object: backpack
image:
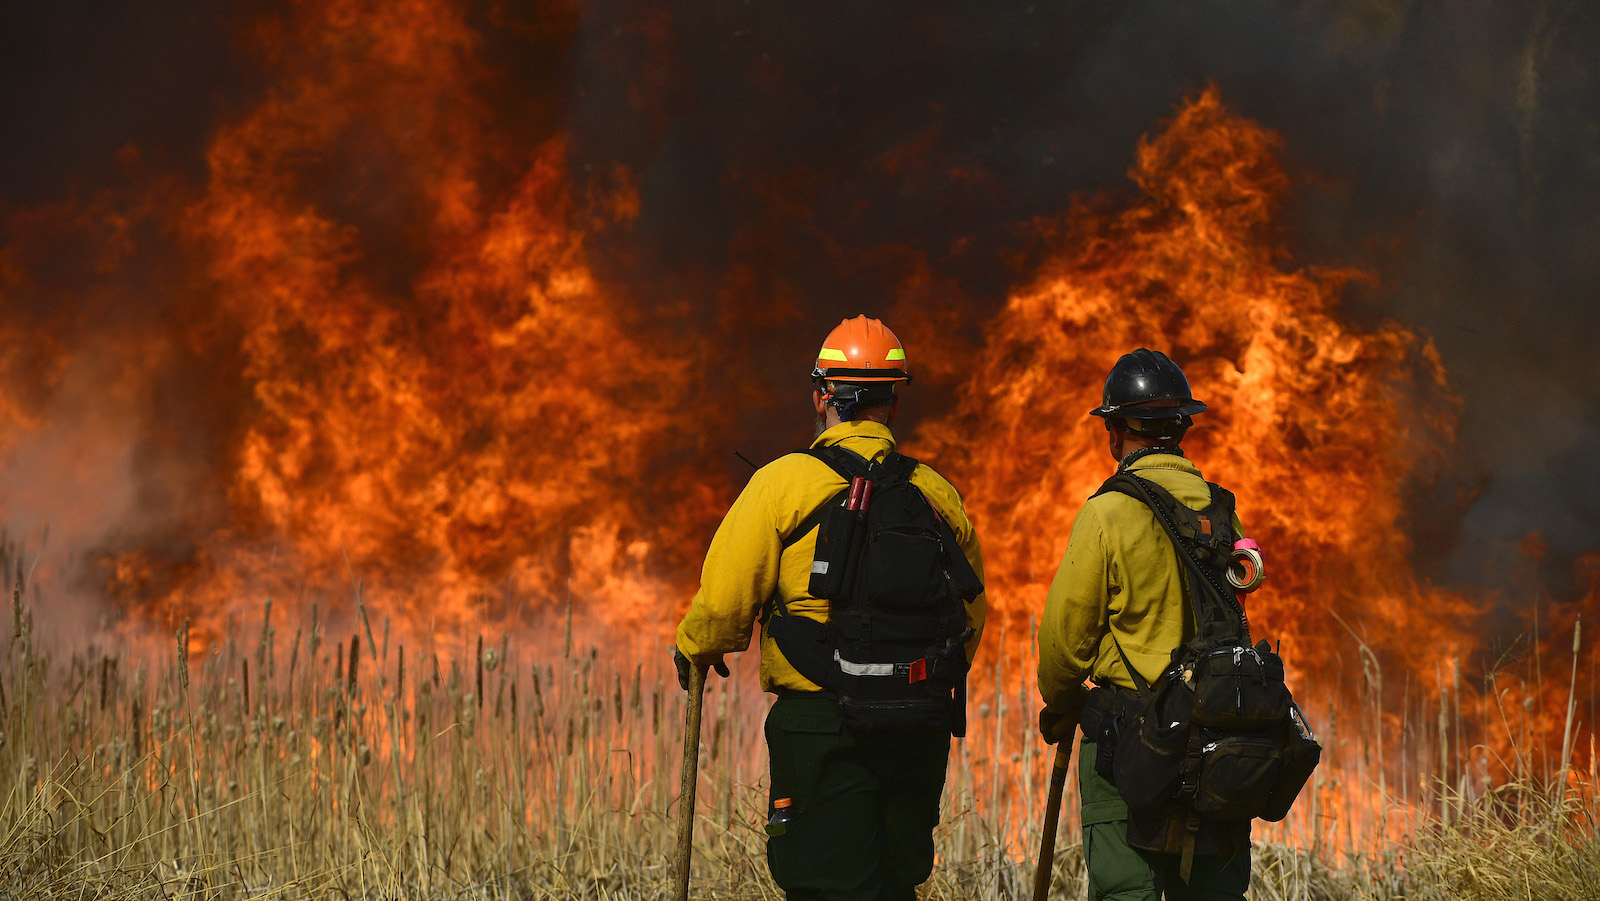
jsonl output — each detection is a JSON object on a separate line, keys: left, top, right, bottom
{"left": 1092, "top": 468, "right": 1321, "bottom": 879}
{"left": 765, "top": 446, "right": 984, "bottom": 736}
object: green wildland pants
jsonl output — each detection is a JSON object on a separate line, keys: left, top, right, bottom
{"left": 764, "top": 695, "right": 950, "bottom": 901}
{"left": 1079, "top": 740, "right": 1250, "bottom": 901}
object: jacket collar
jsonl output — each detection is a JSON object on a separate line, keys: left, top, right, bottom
{"left": 1123, "top": 451, "right": 1200, "bottom": 476}
{"left": 811, "top": 419, "right": 896, "bottom": 451}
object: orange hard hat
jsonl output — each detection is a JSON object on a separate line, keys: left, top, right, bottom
{"left": 811, "top": 315, "right": 911, "bottom": 383}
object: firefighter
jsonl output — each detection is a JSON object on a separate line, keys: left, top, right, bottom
{"left": 674, "top": 315, "right": 987, "bottom": 901}
{"left": 1036, "top": 349, "right": 1251, "bottom": 901}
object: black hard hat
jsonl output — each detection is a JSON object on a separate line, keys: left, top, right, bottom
{"left": 1089, "top": 348, "right": 1208, "bottom": 420}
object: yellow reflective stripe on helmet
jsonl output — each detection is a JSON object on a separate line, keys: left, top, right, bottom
{"left": 817, "top": 348, "right": 849, "bottom": 361}
{"left": 885, "top": 348, "right": 906, "bottom": 361}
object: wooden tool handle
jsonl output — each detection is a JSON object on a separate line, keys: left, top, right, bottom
{"left": 673, "top": 664, "right": 708, "bottom": 901}
{"left": 1032, "top": 742, "right": 1074, "bottom": 901}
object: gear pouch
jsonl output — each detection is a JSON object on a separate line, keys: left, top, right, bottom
{"left": 840, "top": 697, "right": 951, "bottom": 732}
{"left": 808, "top": 505, "right": 861, "bottom": 601}
{"left": 1191, "top": 642, "right": 1290, "bottom": 731}
{"left": 1192, "top": 732, "right": 1282, "bottom": 821}
{"left": 1260, "top": 702, "right": 1322, "bottom": 822}
{"left": 1113, "top": 678, "right": 1193, "bottom": 813}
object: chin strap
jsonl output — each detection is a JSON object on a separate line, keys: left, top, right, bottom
{"left": 820, "top": 381, "right": 893, "bottom": 422}
{"left": 827, "top": 385, "right": 867, "bottom": 422}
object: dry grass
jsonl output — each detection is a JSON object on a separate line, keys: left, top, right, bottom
{"left": 0, "top": 578, "right": 1591, "bottom": 900}
{"left": 1399, "top": 785, "right": 1600, "bottom": 901}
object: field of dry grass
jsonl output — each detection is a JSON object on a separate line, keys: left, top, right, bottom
{"left": 0, "top": 577, "right": 1594, "bottom": 900}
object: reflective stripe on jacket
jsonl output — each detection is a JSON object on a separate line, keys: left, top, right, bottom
{"left": 1036, "top": 452, "right": 1246, "bottom": 728}
{"left": 676, "top": 420, "right": 987, "bottom": 693}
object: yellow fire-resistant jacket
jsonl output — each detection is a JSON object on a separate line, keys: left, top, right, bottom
{"left": 676, "top": 420, "right": 986, "bottom": 693}
{"left": 1037, "top": 452, "right": 1247, "bottom": 728}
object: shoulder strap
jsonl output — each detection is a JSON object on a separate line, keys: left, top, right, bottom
{"left": 1207, "top": 483, "right": 1237, "bottom": 535}
{"left": 804, "top": 445, "right": 919, "bottom": 487}
{"left": 779, "top": 446, "right": 915, "bottom": 551}
{"left": 775, "top": 448, "right": 862, "bottom": 551}
{"left": 780, "top": 488, "right": 848, "bottom": 552}
{"left": 1208, "top": 482, "right": 1237, "bottom": 517}
{"left": 1094, "top": 472, "right": 1249, "bottom": 643}
{"left": 764, "top": 447, "right": 864, "bottom": 627}
{"left": 1196, "top": 482, "right": 1245, "bottom": 620}
{"left": 874, "top": 451, "right": 919, "bottom": 489}
{"left": 802, "top": 445, "right": 872, "bottom": 480}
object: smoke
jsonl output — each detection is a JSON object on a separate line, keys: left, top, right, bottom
{"left": 0, "top": 2, "right": 248, "bottom": 204}
{"left": 2, "top": 0, "right": 1598, "bottom": 635}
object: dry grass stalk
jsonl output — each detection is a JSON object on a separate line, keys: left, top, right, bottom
{"left": 0, "top": 571, "right": 1588, "bottom": 899}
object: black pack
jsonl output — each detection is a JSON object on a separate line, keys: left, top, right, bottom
{"left": 766, "top": 446, "right": 983, "bottom": 736}
{"left": 1091, "top": 468, "right": 1321, "bottom": 877}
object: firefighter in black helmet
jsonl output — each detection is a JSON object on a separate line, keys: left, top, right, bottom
{"left": 1089, "top": 347, "right": 1207, "bottom": 441}
{"left": 1037, "top": 349, "right": 1253, "bottom": 901}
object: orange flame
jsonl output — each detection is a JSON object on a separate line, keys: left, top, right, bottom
{"left": 88, "top": 0, "right": 698, "bottom": 644}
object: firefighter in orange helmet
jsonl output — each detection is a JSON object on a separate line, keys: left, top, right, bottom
{"left": 807, "top": 314, "right": 911, "bottom": 426}
{"left": 675, "top": 315, "right": 988, "bottom": 900}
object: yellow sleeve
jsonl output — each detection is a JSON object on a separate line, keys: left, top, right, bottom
{"left": 1036, "top": 502, "right": 1112, "bottom": 727}
{"left": 675, "top": 467, "right": 781, "bottom": 663}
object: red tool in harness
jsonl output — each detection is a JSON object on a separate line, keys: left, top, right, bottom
{"left": 847, "top": 475, "right": 873, "bottom": 512}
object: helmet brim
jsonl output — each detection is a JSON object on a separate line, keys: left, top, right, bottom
{"left": 814, "top": 366, "right": 912, "bottom": 383}
{"left": 1089, "top": 400, "right": 1207, "bottom": 419}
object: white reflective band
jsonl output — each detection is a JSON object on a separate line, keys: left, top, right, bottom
{"left": 834, "top": 650, "right": 895, "bottom": 677}
{"left": 811, "top": 561, "right": 829, "bottom": 574}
